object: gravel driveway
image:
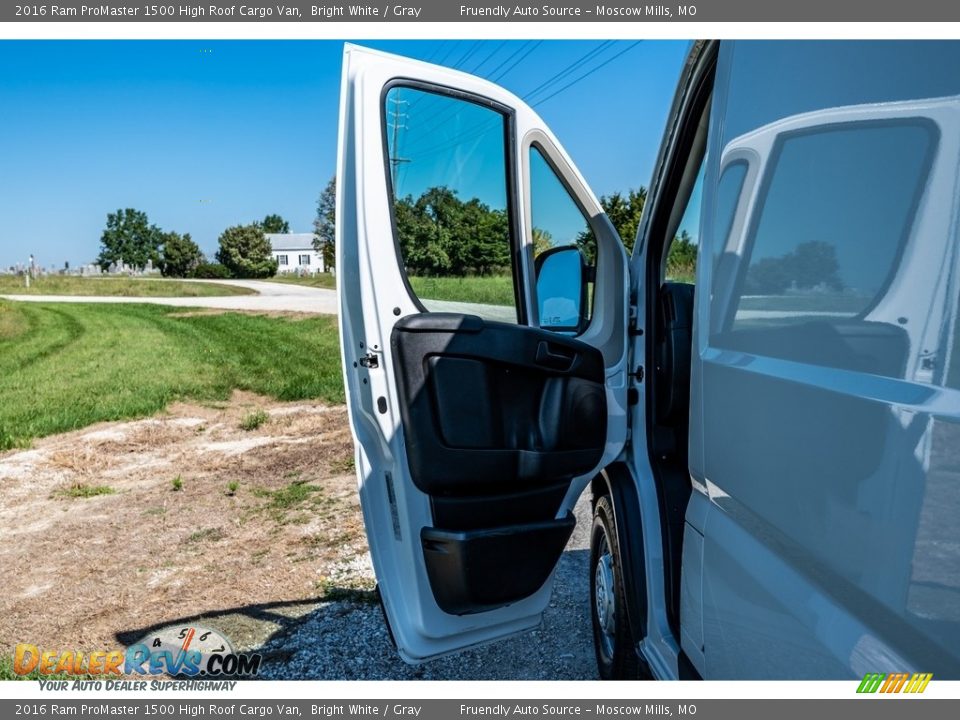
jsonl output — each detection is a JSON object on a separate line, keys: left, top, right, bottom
{"left": 256, "top": 493, "right": 599, "bottom": 680}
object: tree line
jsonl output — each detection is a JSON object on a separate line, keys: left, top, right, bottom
{"left": 97, "top": 176, "right": 696, "bottom": 281}
{"left": 97, "top": 211, "right": 291, "bottom": 279}
{"left": 310, "top": 177, "right": 698, "bottom": 279}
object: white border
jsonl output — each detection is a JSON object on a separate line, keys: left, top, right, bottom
{"left": 0, "top": 21, "right": 960, "bottom": 40}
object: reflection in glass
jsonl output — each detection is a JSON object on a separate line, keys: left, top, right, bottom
{"left": 385, "top": 86, "right": 516, "bottom": 322}
{"left": 537, "top": 248, "right": 583, "bottom": 331}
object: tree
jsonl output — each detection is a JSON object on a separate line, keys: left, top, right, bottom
{"left": 745, "top": 240, "right": 843, "bottom": 295}
{"left": 575, "top": 187, "right": 647, "bottom": 263}
{"left": 159, "top": 232, "right": 204, "bottom": 278}
{"left": 313, "top": 176, "right": 336, "bottom": 271}
{"left": 97, "top": 208, "right": 163, "bottom": 271}
{"left": 393, "top": 187, "right": 510, "bottom": 277}
{"left": 532, "top": 228, "right": 554, "bottom": 257}
{"left": 666, "top": 230, "right": 698, "bottom": 280}
{"left": 261, "top": 214, "right": 290, "bottom": 234}
{"left": 215, "top": 224, "right": 278, "bottom": 279}
{"left": 600, "top": 188, "right": 647, "bottom": 254}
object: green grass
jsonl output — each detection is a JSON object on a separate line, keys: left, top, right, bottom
{"left": 270, "top": 272, "right": 516, "bottom": 306}
{"left": 0, "top": 276, "right": 255, "bottom": 297}
{"left": 58, "top": 484, "right": 115, "bottom": 499}
{"left": 253, "top": 480, "right": 327, "bottom": 525}
{"left": 239, "top": 409, "right": 270, "bottom": 431}
{"left": 266, "top": 274, "right": 337, "bottom": 290}
{"left": 0, "top": 301, "right": 344, "bottom": 450}
{"left": 409, "top": 275, "right": 515, "bottom": 306}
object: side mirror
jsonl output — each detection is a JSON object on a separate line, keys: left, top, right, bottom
{"left": 535, "top": 245, "right": 588, "bottom": 333}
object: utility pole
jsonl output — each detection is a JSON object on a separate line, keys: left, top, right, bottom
{"left": 387, "top": 94, "right": 410, "bottom": 189}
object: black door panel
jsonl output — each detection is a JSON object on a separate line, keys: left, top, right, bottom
{"left": 392, "top": 313, "right": 607, "bottom": 496}
{"left": 391, "top": 313, "right": 607, "bottom": 614}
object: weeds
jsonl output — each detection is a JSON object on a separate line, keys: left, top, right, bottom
{"left": 240, "top": 409, "right": 270, "bottom": 432}
{"left": 58, "top": 483, "right": 115, "bottom": 499}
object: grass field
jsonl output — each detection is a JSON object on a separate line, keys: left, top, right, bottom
{"left": 0, "top": 276, "right": 255, "bottom": 297}
{"left": 409, "top": 275, "right": 515, "bottom": 306}
{"left": 269, "top": 272, "right": 516, "bottom": 306}
{"left": 267, "top": 274, "right": 337, "bottom": 290}
{"left": 0, "top": 301, "right": 343, "bottom": 451}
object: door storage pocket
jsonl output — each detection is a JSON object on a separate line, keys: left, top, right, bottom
{"left": 420, "top": 513, "right": 576, "bottom": 615}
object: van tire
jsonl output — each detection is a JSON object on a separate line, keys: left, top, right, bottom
{"left": 590, "top": 494, "right": 644, "bottom": 679}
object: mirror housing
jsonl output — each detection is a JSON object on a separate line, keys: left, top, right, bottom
{"left": 535, "top": 245, "right": 589, "bottom": 333}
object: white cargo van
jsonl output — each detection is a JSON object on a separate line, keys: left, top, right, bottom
{"left": 336, "top": 40, "right": 960, "bottom": 679}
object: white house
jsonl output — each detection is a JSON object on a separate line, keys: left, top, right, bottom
{"left": 267, "top": 233, "right": 326, "bottom": 274}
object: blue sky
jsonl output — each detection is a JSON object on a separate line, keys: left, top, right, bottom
{"left": 0, "top": 40, "right": 689, "bottom": 270}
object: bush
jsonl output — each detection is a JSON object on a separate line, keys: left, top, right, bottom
{"left": 215, "top": 224, "right": 278, "bottom": 279}
{"left": 190, "top": 262, "right": 232, "bottom": 279}
{"left": 159, "top": 232, "right": 204, "bottom": 278}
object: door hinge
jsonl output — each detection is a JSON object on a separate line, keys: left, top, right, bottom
{"left": 630, "top": 365, "right": 644, "bottom": 383}
{"left": 359, "top": 352, "right": 379, "bottom": 369}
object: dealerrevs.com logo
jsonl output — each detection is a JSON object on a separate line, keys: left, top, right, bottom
{"left": 857, "top": 673, "right": 933, "bottom": 694}
{"left": 14, "top": 625, "right": 261, "bottom": 678}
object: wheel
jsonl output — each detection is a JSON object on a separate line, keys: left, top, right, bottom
{"left": 590, "top": 494, "right": 645, "bottom": 679}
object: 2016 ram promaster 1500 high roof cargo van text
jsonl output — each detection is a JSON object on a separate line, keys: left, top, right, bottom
{"left": 335, "top": 40, "right": 960, "bottom": 680}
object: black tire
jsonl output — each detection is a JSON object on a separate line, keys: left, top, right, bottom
{"left": 590, "top": 494, "right": 645, "bottom": 679}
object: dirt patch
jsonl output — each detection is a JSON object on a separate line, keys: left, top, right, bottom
{"left": 0, "top": 392, "right": 367, "bottom": 656}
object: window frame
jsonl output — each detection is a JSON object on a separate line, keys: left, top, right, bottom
{"left": 379, "top": 79, "right": 526, "bottom": 325}
{"left": 277, "top": 254, "right": 288, "bottom": 266}
{"left": 526, "top": 141, "right": 602, "bottom": 336}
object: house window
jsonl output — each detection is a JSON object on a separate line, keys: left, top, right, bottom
{"left": 299, "top": 254, "right": 311, "bottom": 266}
{"left": 278, "top": 255, "right": 288, "bottom": 266}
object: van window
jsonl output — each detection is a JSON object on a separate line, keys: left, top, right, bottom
{"left": 666, "top": 160, "right": 705, "bottom": 284}
{"left": 713, "top": 120, "right": 939, "bottom": 378}
{"left": 384, "top": 86, "right": 517, "bottom": 323}
{"left": 709, "top": 41, "right": 960, "bottom": 387}
{"left": 733, "top": 121, "right": 935, "bottom": 326}
{"left": 529, "top": 146, "right": 596, "bottom": 329}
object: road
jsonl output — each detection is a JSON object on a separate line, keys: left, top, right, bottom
{"left": 0, "top": 279, "right": 339, "bottom": 315}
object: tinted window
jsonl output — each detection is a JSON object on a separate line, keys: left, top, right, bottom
{"left": 529, "top": 146, "right": 596, "bottom": 329}
{"left": 385, "top": 86, "right": 516, "bottom": 323}
{"left": 731, "top": 122, "right": 935, "bottom": 329}
{"left": 708, "top": 41, "right": 960, "bottom": 386}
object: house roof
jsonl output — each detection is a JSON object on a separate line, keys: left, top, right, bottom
{"left": 266, "top": 233, "right": 317, "bottom": 251}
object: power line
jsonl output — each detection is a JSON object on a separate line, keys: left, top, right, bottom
{"left": 467, "top": 40, "right": 508, "bottom": 74}
{"left": 521, "top": 41, "right": 614, "bottom": 102}
{"left": 404, "top": 41, "right": 640, "bottom": 160}
{"left": 421, "top": 41, "right": 450, "bottom": 64}
{"left": 532, "top": 41, "right": 643, "bottom": 108}
{"left": 491, "top": 41, "right": 543, "bottom": 82}
{"left": 451, "top": 40, "right": 484, "bottom": 69}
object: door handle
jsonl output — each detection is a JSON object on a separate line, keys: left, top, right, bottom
{"left": 536, "top": 341, "right": 576, "bottom": 371}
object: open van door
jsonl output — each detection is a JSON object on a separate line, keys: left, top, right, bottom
{"left": 336, "top": 44, "right": 628, "bottom": 662}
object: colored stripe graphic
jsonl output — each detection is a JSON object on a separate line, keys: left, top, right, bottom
{"left": 857, "top": 673, "right": 886, "bottom": 693}
{"left": 857, "top": 672, "right": 932, "bottom": 694}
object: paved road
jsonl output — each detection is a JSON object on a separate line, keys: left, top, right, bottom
{"left": 0, "top": 279, "right": 339, "bottom": 315}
